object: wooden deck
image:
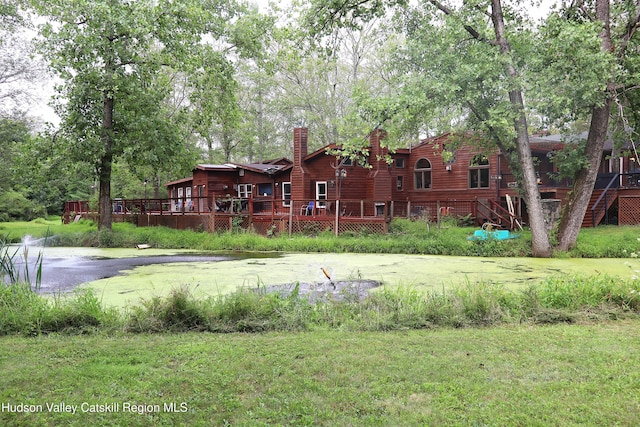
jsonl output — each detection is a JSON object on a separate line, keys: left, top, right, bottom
{"left": 64, "top": 198, "right": 491, "bottom": 235}
{"left": 64, "top": 181, "right": 640, "bottom": 235}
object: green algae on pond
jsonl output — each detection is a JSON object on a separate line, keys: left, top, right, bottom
{"left": 78, "top": 253, "right": 640, "bottom": 308}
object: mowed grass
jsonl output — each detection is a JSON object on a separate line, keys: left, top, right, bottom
{"left": 1, "top": 322, "right": 639, "bottom": 426}
{"left": 2, "top": 219, "right": 640, "bottom": 425}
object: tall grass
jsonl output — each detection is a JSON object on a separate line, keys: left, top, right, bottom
{"left": 1, "top": 273, "right": 639, "bottom": 336}
{"left": 121, "top": 274, "right": 640, "bottom": 335}
{"left": 0, "top": 235, "right": 43, "bottom": 291}
{"left": 0, "top": 287, "right": 121, "bottom": 335}
{"left": 7, "top": 219, "right": 532, "bottom": 256}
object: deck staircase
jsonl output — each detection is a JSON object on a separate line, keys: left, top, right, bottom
{"left": 583, "top": 172, "right": 622, "bottom": 228}
{"left": 583, "top": 188, "right": 618, "bottom": 228}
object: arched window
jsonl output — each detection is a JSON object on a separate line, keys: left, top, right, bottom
{"left": 469, "top": 154, "right": 490, "bottom": 188}
{"left": 414, "top": 158, "right": 432, "bottom": 189}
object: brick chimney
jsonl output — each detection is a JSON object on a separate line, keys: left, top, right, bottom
{"left": 368, "top": 128, "right": 393, "bottom": 201}
{"left": 369, "top": 128, "right": 388, "bottom": 164}
{"left": 293, "top": 127, "right": 308, "bottom": 164}
{"left": 291, "top": 127, "right": 310, "bottom": 202}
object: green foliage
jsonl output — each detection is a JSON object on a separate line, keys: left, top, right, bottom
{"left": 531, "top": 14, "right": 616, "bottom": 125}
{"left": 0, "top": 116, "right": 30, "bottom": 193}
{"left": 0, "top": 190, "right": 46, "bottom": 222}
{"left": 537, "top": 274, "right": 640, "bottom": 312}
{"left": 127, "top": 287, "right": 212, "bottom": 333}
{"left": 127, "top": 286, "right": 314, "bottom": 333}
{"left": 0, "top": 287, "right": 121, "bottom": 335}
{"left": 10, "top": 219, "right": 640, "bottom": 259}
{"left": 96, "top": 229, "right": 125, "bottom": 248}
{"left": 0, "top": 0, "right": 24, "bottom": 30}
{"left": 0, "top": 285, "right": 49, "bottom": 336}
{"left": 29, "top": 0, "right": 247, "bottom": 228}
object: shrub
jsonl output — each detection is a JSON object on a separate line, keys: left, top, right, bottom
{"left": 127, "top": 287, "right": 210, "bottom": 332}
{"left": 0, "top": 191, "right": 47, "bottom": 221}
{"left": 0, "top": 285, "right": 49, "bottom": 335}
{"left": 0, "top": 287, "right": 120, "bottom": 335}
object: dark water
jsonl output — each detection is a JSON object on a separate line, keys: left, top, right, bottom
{"left": 35, "top": 254, "right": 234, "bottom": 294}
{"left": 5, "top": 246, "right": 256, "bottom": 294}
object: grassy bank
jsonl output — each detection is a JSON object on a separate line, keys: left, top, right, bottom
{"left": 2, "top": 273, "right": 639, "bottom": 336}
{"left": 4, "top": 217, "right": 640, "bottom": 258}
{"left": 1, "top": 322, "right": 639, "bottom": 426}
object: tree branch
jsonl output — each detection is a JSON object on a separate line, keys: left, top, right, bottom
{"left": 427, "top": 0, "right": 497, "bottom": 45}
{"left": 617, "top": 5, "right": 640, "bottom": 57}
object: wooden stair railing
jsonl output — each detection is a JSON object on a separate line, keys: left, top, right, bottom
{"left": 475, "top": 199, "right": 523, "bottom": 230}
{"left": 588, "top": 173, "right": 620, "bottom": 227}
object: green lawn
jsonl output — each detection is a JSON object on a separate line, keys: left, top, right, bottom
{"left": 2, "top": 219, "right": 640, "bottom": 426}
{"left": 1, "top": 322, "right": 639, "bottom": 426}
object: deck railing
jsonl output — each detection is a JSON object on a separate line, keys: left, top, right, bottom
{"left": 64, "top": 197, "right": 485, "bottom": 235}
{"left": 65, "top": 197, "right": 483, "bottom": 220}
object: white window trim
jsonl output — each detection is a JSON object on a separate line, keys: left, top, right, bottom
{"left": 316, "top": 181, "right": 327, "bottom": 208}
{"left": 282, "top": 182, "right": 291, "bottom": 207}
{"left": 237, "top": 184, "right": 253, "bottom": 198}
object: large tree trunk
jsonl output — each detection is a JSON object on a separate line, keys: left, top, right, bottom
{"left": 98, "top": 92, "right": 114, "bottom": 231}
{"left": 557, "top": 98, "right": 613, "bottom": 249}
{"left": 510, "top": 92, "right": 552, "bottom": 257}
{"left": 491, "top": 0, "right": 552, "bottom": 257}
{"left": 556, "top": 0, "right": 613, "bottom": 251}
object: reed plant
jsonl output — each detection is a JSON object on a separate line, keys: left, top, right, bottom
{"left": 0, "top": 272, "right": 639, "bottom": 336}
{"left": 0, "top": 235, "right": 43, "bottom": 291}
{"left": 123, "top": 274, "right": 640, "bottom": 334}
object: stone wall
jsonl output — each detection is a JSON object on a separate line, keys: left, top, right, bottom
{"left": 541, "top": 199, "right": 561, "bottom": 230}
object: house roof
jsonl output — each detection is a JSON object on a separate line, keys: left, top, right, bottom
{"left": 164, "top": 176, "right": 193, "bottom": 186}
{"left": 530, "top": 131, "right": 622, "bottom": 152}
{"left": 166, "top": 162, "right": 291, "bottom": 187}
{"left": 195, "top": 164, "right": 237, "bottom": 171}
{"left": 303, "top": 144, "right": 339, "bottom": 161}
{"left": 237, "top": 163, "right": 292, "bottom": 175}
{"left": 262, "top": 157, "right": 293, "bottom": 166}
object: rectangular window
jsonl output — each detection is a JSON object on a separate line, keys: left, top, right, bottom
{"left": 282, "top": 182, "right": 291, "bottom": 207}
{"left": 171, "top": 188, "right": 177, "bottom": 211}
{"left": 185, "top": 187, "right": 193, "bottom": 211}
{"left": 176, "top": 187, "right": 185, "bottom": 211}
{"left": 237, "top": 184, "right": 252, "bottom": 198}
{"left": 469, "top": 169, "right": 490, "bottom": 188}
{"left": 257, "top": 183, "right": 273, "bottom": 196}
{"left": 397, "top": 176, "right": 403, "bottom": 191}
{"left": 395, "top": 158, "right": 405, "bottom": 168}
{"left": 316, "top": 181, "right": 327, "bottom": 208}
{"left": 479, "top": 169, "right": 489, "bottom": 187}
{"left": 415, "top": 172, "right": 423, "bottom": 189}
{"left": 198, "top": 185, "right": 205, "bottom": 212}
{"left": 414, "top": 172, "right": 431, "bottom": 189}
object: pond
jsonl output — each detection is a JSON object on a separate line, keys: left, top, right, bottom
{"left": 18, "top": 246, "right": 640, "bottom": 307}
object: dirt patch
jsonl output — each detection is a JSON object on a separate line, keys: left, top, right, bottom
{"left": 257, "top": 279, "right": 382, "bottom": 303}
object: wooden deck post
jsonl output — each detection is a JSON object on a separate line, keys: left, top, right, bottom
{"left": 288, "top": 202, "right": 293, "bottom": 236}
{"left": 335, "top": 200, "right": 340, "bottom": 236}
